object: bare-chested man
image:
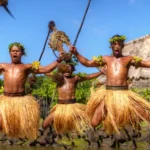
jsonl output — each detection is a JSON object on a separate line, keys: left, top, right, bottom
{"left": 0, "top": 42, "right": 62, "bottom": 139}
{"left": 70, "top": 34, "right": 150, "bottom": 134}
{"left": 42, "top": 63, "right": 105, "bottom": 134}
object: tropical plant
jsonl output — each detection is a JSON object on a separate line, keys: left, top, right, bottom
{"left": 132, "top": 88, "right": 150, "bottom": 101}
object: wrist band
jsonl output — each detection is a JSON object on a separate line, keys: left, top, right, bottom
{"left": 56, "top": 58, "right": 62, "bottom": 63}
{"left": 74, "top": 51, "right": 79, "bottom": 56}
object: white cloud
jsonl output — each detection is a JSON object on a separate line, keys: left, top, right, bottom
{"left": 128, "top": 0, "right": 136, "bottom": 5}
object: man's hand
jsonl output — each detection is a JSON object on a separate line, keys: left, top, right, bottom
{"left": 70, "top": 46, "right": 78, "bottom": 55}
{"left": 59, "top": 51, "right": 72, "bottom": 62}
{"left": 59, "top": 51, "right": 65, "bottom": 60}
{"left": 101, "top": 67, "right": 107, "bottom": 74}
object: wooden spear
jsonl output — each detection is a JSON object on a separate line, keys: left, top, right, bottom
{"left": 0, "top": 0, "right": 15, "bottom": 19}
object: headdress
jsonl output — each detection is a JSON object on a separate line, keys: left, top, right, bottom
{"left": 8, "top": 42, "right": 26, "bottom": 55}
{"left": 109, "top": 35, "right": 126, "bottom": 43}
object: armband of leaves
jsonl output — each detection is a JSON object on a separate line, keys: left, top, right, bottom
{"left": 76, "top": 72, "right": 87, "bottom": 77}
{"left": 32, "top": 61, "right": 40, "bottom": 71}
{"left": 92, "top": 55, "right": 104, "bottom": 66}
{"left": 133, "top": 56, "right": 142, "bottom": 64}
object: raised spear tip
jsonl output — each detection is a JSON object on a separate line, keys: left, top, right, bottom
{"left": 48, "top": 21, "right": 56, "bottom": 31}
{"left": 0, "top": 0, "right": 15, "bottom": 19}
{"left": 0, "top": 0, "right": 8, "bottom": 6}
{"left": 3, "top": 5, "right": 15, "bottom": 19}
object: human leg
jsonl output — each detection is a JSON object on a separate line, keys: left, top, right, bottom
{"left": 91, "top": 101, "right": 105, "bottom": 127}
{"left": 42, "top": 111, "right": 54, "bottom": 129}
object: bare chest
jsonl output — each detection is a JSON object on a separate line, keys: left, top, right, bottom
{"left": 5, "top": 65, "right": 27, "bottom": 76}
{"left": 59, "top": 78, "right": 76, "bottom": 91}
{"left": 107, "top": 58, "right": 130, "bottom": 72}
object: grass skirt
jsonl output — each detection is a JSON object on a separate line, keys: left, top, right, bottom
{"left": 86, "top": 88, "right": 150, "bottom": 134}
{"left": 0, "top": 95, "right": 40, "bottom": 139}
{"left": 50, "top": 103, "right": 91, "bottom": 134}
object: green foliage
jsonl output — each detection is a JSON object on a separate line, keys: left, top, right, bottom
{"left": 0, "top": 79, "right": 4, "bottom": 94}
{"left": 30, "top": 75, "right": 93, "bottom": 104}
{"left": 75, "top": 80, "right": 92, "bottom": 103}
{"left": 32, "top": 76, "right": 45, "bottom": 89}
{"left": 0, "top": 79, "right": 4, "bottom": 87}
{"left": 76, "top": 72, "right": 87, "bottom": 77}
{"left": 132, "top": 88, "right": 150, "bottom": 101}
{"left": 0, "top": 86, "right": 3, "bottom": 94}
{"left": 32, "top": 76, "right": 57, "bottom": 99}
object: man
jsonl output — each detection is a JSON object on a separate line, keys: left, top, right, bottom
{"left": 0, "top": 42, "right": 62, "bottom": 139}
{"left": 42, "top": 63, "right": 105, "bottom": 134}
{"left": 70, "top": 35, "right": 150, "bottom": 134}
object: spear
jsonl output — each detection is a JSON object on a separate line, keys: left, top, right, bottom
{"left": 0, "top": 0, "right": 15, "bottom": 19}
{"left": 49, "top": 0, "right": 92, "bottom": 107}
{"left": 37, "top": 0, "right": 92, "bottom": 118}
{"left": 73, "top": 0, "right": 91, "bottom": 46}
{"left": 38, "top": 21, "right": 53, "bottom": 61}
{"left": 3, "top": 5, "right": 15, "bottom": 19}
{"left": 39, "top": 0, "right": 92, "bottom": 61}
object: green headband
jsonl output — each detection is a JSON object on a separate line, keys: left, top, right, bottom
{"left": 109, "top": 35, "right": 126, "bottom": 43}
{"left": 8, "top": 42, "right": 26, "bottom": 55}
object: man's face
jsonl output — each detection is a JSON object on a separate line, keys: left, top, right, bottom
{"left": 63, "top": 65, "right": 73, "bottom": 77}
{"left": 10, "top": 45, "right": 23, "bottom": 63}
{"left": 111, "top": 41, "right": 124, "bottom": 56}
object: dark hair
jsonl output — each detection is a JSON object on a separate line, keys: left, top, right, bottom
{"left": 68, "top": 64, "right": 75, "bottom": 72}
{"left": 112, "top": 34, "right": 121, "bottom": 38}
{"left": 57, "top": 63, "right": 75, "bottom": 73}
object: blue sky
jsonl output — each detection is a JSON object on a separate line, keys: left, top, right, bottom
{"left": 0, "top": 0, "right": 150, "bottom": 74}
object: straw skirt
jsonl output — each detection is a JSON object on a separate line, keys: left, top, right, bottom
{"left": 50, "top": 103, "right": 91, "bottom": 134}
{"left": 0, "top": 95, "right": 40, "bottom": 139}
{"left": 86, "top": 88, "right": 150, "bottom": 134}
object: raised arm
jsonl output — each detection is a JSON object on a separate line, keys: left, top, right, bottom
{"left": 138, "top": 60, "right": 150, "bottom": 68}
{"left": 0, "top": 63, "right": 5, "bottom": 74}
{"left": 38, "top": 60, "right": 60, "bottom": 73}
{"left": 130, "top": 56, "right": 150, "bottom": 68}
{"left": 70, "top": 46, "right": 99, "bottom": 67}
{"left": 32, "top": 59, "right": 61, "bottom": 74}
{"left": 76, "top": 71, "right": 105, "bottom": 82}
{"left": 45, "top": 72, "right": 53, "bottom": 77}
